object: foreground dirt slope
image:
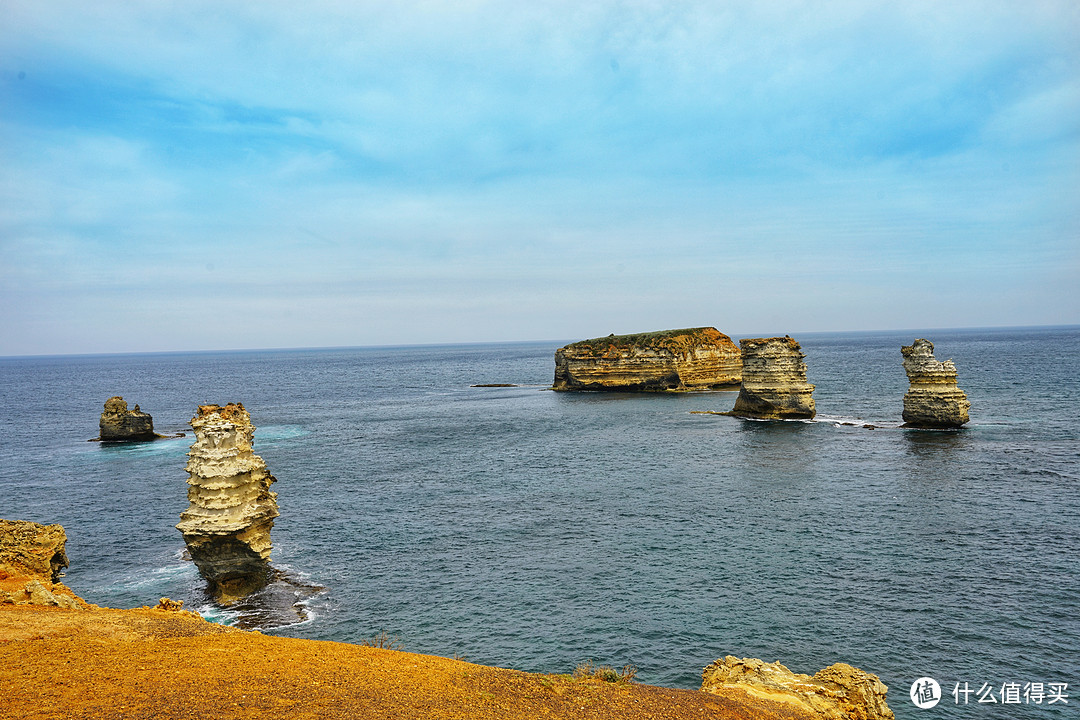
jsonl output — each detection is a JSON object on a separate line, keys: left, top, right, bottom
{"left": 0, "top": 605, "right": 819, "bottom": 720}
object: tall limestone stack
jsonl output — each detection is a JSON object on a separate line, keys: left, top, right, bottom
{"left": 702, "top": 656, "right": 895, "bottom": 720}
{"left": 901, "top": 339, "right": 970, "bottom": 428}
{"left": 98, "top": 396, "right": 158, "bottom": 440}
{"left": 177, "top": 403, "right": 279, "bottom": 604}
{"left": 729, "top": 336, "right": 816, "bottom": 419}
{"left": 553, "top": 327, "right": 741, "bottom": 391}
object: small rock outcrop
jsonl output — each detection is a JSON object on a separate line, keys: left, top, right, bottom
{"left": 702, "top": 656, "right": 894, "bottom": 720}
{"left": 553, "top": 327, "right": 741, "bottom": 391}
{"left": 98, "top": 396, "right": 159, "bottom": 441}
{"left": 0, "top": 519, "right": 82, "bottom": 608}
{"left": 729, "top": 336, "right": 816, "bottom": 419}
{"left": 901, "top": 339, "right": 970, "bottom": 428}
{"left": 176, "top": 403, "right": 279, "bottom": 604}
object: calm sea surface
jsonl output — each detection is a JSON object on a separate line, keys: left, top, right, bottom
{"left": 2, "top": 327, "right": 1078, "bottom": 718}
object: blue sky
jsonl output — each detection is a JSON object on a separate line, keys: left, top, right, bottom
{"left": 1, "top": 1, "right": 1077, "bottom": 355}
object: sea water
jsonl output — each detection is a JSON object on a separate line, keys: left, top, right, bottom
{"left": 1, "top": 327, "right": 1077, "bottom": 719}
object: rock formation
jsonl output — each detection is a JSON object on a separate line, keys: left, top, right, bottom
{"left": 702, "top": 656, "right": 894, "bottom": 720}
{"left": 0, "top": 519, "right": 82, "bottom": 608}
{"left": 729, "top": 336, "right": 816, "bottom": 419}
{"left": 553, "top": 327, "right": 741, "bottom": 391}
{"left": 901, "top": 339, "right": 970, "bottom": 428}
{"left": 97, "top": 396, "right": 159, "bottom": 441}
{"left": 176, "top": 403, "right": 279, "bottom": 604}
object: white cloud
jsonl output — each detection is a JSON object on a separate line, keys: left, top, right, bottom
{"left": 1, "top": 0, "right": 1078, "bottom": 353}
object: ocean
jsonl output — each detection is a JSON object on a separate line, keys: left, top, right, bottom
{"left": 2, "top": 326, "right": 1078, "bottom": 719}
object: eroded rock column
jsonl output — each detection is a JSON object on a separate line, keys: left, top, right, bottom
{"left": 176, "top": 403, "right": 279, "bottom": 604}
{"left": 901, "top": 339, "right": 970, "bottom": 428}
{"left": 729, "top": 336, "right": 816, "bottom": 419}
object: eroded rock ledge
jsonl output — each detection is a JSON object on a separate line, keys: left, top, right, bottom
{"left": 553, "top": 327, "right": 741, "bottom": 392}
{"left": 0, "top": 519, "right": 83, "bottom": 609}
{"left": 176, "top": 403, "right": 279, "bottom": 604}
{"left": 901, "top": 339, "right": 970, "bottom": 428}
{"left": 702, "top": 656, "right": 894, "bottom": 719}
{"left": 729, "top": 336, "right": 816, "bottom": 419}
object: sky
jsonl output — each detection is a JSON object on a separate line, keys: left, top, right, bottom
{"left": 1, "top": 1, "right": 1078, "bottom": 355}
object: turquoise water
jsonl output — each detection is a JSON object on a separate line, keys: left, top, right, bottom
{"left": 2, "top": 327, "right": 1077, "bottom": 718}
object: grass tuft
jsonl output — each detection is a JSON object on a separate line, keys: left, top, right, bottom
{"left": 572, "top": 660, "right": 638, "bottom": 684}
{"left": 359, "top": 631, "right": 405, "bottom": 651}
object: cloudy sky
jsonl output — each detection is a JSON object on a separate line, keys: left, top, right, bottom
{"left": 1, "top": 1, "right": 1078, "bottom": 355}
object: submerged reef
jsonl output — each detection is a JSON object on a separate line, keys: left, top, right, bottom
{"left": 728, "top": 336, "right": 816, "bottom": 419}
{"left": 176, "top": 403, "right": 279, "bottom": 604}
{"left": 901, "top": 339, "right": 970, "bottom": 428}
{"left": 553, "top": 327, "right": 741, "bottom": 391}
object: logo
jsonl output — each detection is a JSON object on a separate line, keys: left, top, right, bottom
{"left": 911, "top": 677, "right": 942, "bottom": 709}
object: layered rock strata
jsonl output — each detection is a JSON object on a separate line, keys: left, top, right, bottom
{"left": 702, "top": 656, "right": 894, "bottom": 720}
{"left": 901, "top": 339, "right": 970, "bottom": 428}
{"left": 553, "top": 327, "right": 741, "bottom": 391}
{"left": 98, "top": 396, "right": 159, "bottom": 441}
{"left": 0, "top": 519, "right": 82, "bottom": 608}
{"left": 176, "top": 403, "right": 279, "bottom": 604}
{"left": 729, "top": 336, "right": 816, "bottom": 419}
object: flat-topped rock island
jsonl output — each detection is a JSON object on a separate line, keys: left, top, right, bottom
{"left": 553, "top": 327, "right": 741, "bottom": 392}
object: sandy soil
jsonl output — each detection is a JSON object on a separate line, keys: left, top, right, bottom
{"left": 0, "top": 604, "right": 817, "bottom": 720}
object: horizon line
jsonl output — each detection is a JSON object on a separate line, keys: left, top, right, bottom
{"left": 3, "top": 323, "right": 1078, "bottom": 361}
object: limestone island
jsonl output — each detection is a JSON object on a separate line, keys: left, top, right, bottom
{"left": 1, "top": 518, "right": 895, "bottom": 720}
{"left": 176, "top": 403, "right": 279, "bottom": 604}
{"left": 94, "top": 396, "right": 167, "bottom": 441}
{"left": 901, "top": 339, "right": 970, "bottom": 428}
{"left": 728, "top": 336, "right": 816, "bottom": 419}
{"left": 553, "top": 327, "right": 741, "bottom": 392}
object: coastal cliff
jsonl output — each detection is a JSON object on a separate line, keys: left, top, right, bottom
{"left": 729, "top": 337, "right": 816, "bottom": 419}
{"left": 0, "top": 519, "right": 83, "bottom": 609}
{"left": 1, "top": 521, "right": 894, "bottom": 720}
{"left": 901, "top": 339, "right": 970, "bottom": 428}
{"left": 97, "top": 396, "right": 159, "bottom": 441}
{"left": 176, "top": 403, "right": 279, "bottom": 604}
{"left": 553, "top": 327, "right": 741, "bottom": 391}
{"left": 702, "top": 656, "right": 894, "bottom": 719}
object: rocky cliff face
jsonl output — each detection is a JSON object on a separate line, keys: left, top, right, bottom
{"left": 553, "top": 327, "right": 741, "bottom": 391}
{"left": 702, "top": 656, "right": 894, "bottom": 720}
{"left": 176, "top": 403, "right": 279, "bottom": 604}
{"left": 729, "top": 337, "right": 816, "bottom": 419}
{"left": 901, "top": 339, "right": 970, "bottom": 428}
{"left": 98, "top": 396, "right": 158, "bottom": 441}
{"left": 0, "top": 519, "right": 82, "bottom": 608}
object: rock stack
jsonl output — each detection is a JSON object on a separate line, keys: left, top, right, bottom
{"left": 729, "top": 336, "right": 816, "bottom": 419}
{"left": 98, "top": 396, "right": 159, "bottom": 441}
{"left": 176, "top": 403, "right": 279, "bottom": 604}
{"left": 901, "top": 339, "right": 970, "bottom": 428}
{"left": 702, "top": 656, "right": 894, "bottom": 720}
{"left": 553, "top": 327, "right": 741, "bottom": 391}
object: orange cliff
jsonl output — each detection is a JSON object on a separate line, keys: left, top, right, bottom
{"left": 1, "top": 520, "right": 895, "bottom": 720}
